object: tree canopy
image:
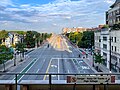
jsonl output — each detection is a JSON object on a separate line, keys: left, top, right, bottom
{"left": 0, "top": 30, "right": 8, "bottom": 39}
{"left": 94, "top": 53, "right": 104, "bottom": 64}
{"left": 66, "top": 31, "right": 94, "bottom": 48}
{"left": 111, "top": 23, "right": 120, "bottom": 30}
{"left": 0, "top": 45, "right": 13, "bottom": 64}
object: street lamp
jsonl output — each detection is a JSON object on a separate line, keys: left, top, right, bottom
{"left": 109, "top": 29, "right": 112, "bottom": 72}
{"left": 33, "top": 35, "right": 37, "bottom": 48}
{"left": 14, "top": 53, "right": 16, "bottom": 66}
{"left": 92, "top": 46, "right": 95, "bottom": 67}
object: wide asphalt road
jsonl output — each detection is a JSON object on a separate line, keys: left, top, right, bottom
{"left": 0, "top": 34, "right": 95, "bottom": 81}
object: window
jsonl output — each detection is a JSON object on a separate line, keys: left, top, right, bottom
{"left": 111, "top": 37, "right": 113, "bottom": 42}
{"left": 103, "top": 44, "right": 107, "bottom": 49}
{"left": 112, "top": 46, "right": 113, "bottom": 51}
{"left": 115, "top": 46, "right": 117, "bottom": 52}
{"left": 103, "top": 36, "right": 107, "bottom": 41}
{"left": 115, "top": 37, "right": 116, "bottom": 43}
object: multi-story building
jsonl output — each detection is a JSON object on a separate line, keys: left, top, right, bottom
{"left": 62, "top": 27, "right": 86, "bottom": 34}
{"left": 94, "top": 31, "right": 101, "bottom": 53}
{"left": 94, "top": 29, "right": 120, "bottom": 72}
{"left": 2, "top": 32, "right": 23, "bottom": 47}
{"left": 106, "top": 0, "right": 120, "bottom": 26}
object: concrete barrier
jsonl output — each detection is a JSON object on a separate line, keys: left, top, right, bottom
{"left": 0, "top": 80, "right": 15, "bottom": 90}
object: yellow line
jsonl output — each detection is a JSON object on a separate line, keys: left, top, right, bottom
{"left": 43, "top": 59, "right": 52, "bottom": 80}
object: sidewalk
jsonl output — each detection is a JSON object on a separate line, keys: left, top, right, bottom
{"left": 0, "top": 52, "right": 30, "bottom": 72}
{"left": 77, "top": 48, "right": 110, "bottom": 73}
{"left": 78, "top": 48, "right": 93, "bottom": 66}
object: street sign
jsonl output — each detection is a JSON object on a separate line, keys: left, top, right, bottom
{"left": 67, "top": 75, "right": 115, "bottom": 84}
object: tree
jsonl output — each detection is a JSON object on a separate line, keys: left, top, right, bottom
{"left": 15, "top": 42, "right": 25, "bottom": 61}
{"left": 78, "top": 31, "right": 94, "bottom": 48}
{"left": 0, "top": 30, "right": 8, "bottom": 44}
{"left": 9, "top": 31, "right": 26, "bottom": 35}
{"left": 0, "top": 45, "right": 13, "bottom": 71}
{"left": 111, "top": 23, "right": 120, "bottom": 30}
{"left": 94, "top": 53, "right": 104, "bottom": 72}
{"left": 101, "top": 25, "right": 109, "bottom": 29}
{"left": 24, "top": 31, "right": 35, "bottom": 48}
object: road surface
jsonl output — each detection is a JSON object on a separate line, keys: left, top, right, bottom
{"left": 0, "top": 34, "right": 95, "bottom": 81}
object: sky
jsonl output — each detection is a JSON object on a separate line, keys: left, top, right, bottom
{"left": 0, "top": 0, "right": 115, "bottom": 33}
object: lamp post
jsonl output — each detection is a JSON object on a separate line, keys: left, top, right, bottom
{"left": 22, "top": 34, "right": 24, "bottom": 61}
{"left": 14, "top": 53, "right": 16, "bottom": 66}
{"left": 109, "top": 29, "right": 112, "bottom": 72}
{"left": 92, "top": 46, "right": 95, "bottom": 67}
{"left": 33, "top": 35, "right": 37, "bottom": 48}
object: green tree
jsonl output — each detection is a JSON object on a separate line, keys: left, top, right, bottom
{"left": 24, "top": 31, "right": 35, "bottom": 48}
{"left": 74, "top": 32, "right": 83, "bottom": 45}
{"left": 78, "top": 31, "right": 94, "bottom": 48}
{"left": 101, "top": 25, "right": 109, "bottom": 29}
{"left": 9, "top": 31, "right": 26, "bottom": 35}
{"left": 0, "top": 45, "right": 13, "bottom": 71}
{"left": 0, "top": 30, "right": 8, "bottom": 44}
{"left": 24, "top": 31, "right": 52, "bottom": 48}
{"left": 94, "top": 53, "right": 104, "bottom": 71}
{"left": 15, "top": 42, "right": 25, "bottom": 61}
{"left": 111, "top": 23, "right": 120, "bottom": 30}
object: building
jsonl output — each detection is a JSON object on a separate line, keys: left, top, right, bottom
{"left": 94, "top": 31, "right": 101, "bottom": 53}
{"left": 86, "top": 25, "right": 105, "bottom": 31}
{"left": 94, "top": 29, "right": 120, "bottom": 72}
{"left": 106, "top": 0, "right": 120, "bottom": 26}
{"left": 2, "top": 32, "right": 23, "bottom": 47}
{"left": 62, "top": 27, "right": 86, "bottom": 34}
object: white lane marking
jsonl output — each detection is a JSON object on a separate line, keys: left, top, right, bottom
{"left": 36, "top": 69, "right": 39, "bottom": 73}
{"left": 14, "top": 45, "right": 47, "bottom": 81}
{"left": 72, "top": 59, "right": 80, "bottom": 73}
{"left": 51, "top": 65, "right": 57, "bottom": 68}
{"left": 13, "top": 58, "right": 36, "bottom": 80}
{"left": 18, "top": 58, "right": 39, "bottom": 82}
{"left": 58, "top": 58, "right": 60, "bottom": 80}
{"left": 68, "top": 70, "right": 70, "bottom": 73}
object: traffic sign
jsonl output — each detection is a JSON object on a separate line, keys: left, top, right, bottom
{"left": 67, "top": 75, "right": 115, "bottom": 84}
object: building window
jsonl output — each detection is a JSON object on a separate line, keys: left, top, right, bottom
{"left": 112, "top": 46, "right": 113, "bottom": 51}
{"left": 115, "top": 46, "right": 117, "bottom": 52}
{"left": 111, "top": 37, "right": 113, "bottom": 42}
{"left": 103, "top": 36, "right": 107, "bottom": 41}
{"left": 115, "top": 37, "right": 116, "bottom": 43}
{"left": 103, "top": 44, "right": 107, "bottom": 50}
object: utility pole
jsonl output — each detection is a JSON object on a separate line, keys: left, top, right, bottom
{"left": 109, "top": 33, "right": 112, "bottom": 72}
{"left": 90, "top": 35, "right": 94, "bottom": 67}
{"left": 14, "top": 53, "right": 16, "bottom": 66}
{"left": 22, "top": 35, "right": 24, "bottom": 60}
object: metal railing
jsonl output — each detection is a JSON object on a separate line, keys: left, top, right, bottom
{"left": 0, "top": 73, "right": 120, "bottom": 90}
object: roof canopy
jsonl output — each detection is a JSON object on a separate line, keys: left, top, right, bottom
{"left": 110, "top": 0, "right": 120, "bottom": 8}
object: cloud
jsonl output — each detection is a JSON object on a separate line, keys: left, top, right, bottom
{"left": 104, "top": 0, "right": 115, "bottom": 4}
{"left": 0, "top": 0, "right": 13, "bottom": 6}
{"left": 0, "top": 0, "right": 116, "bottom": 33}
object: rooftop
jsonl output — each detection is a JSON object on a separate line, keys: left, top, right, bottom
{"left": 110, "top": 0, "right": 120, "bottom": 8}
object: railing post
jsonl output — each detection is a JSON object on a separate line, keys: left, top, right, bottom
{"left": 49, "top": 74, "right": 52, "bottom": 90}
{"left": 104, "top": 85, "right": 106, "bottom": 90}
{"left": 73, "top": 83, "right": 76, "bottom": 90}
{"left": 93, "top": 85, "right": 95, "bottom": 90}
{"left": 15, "top": 74, "right": 17, "bottom": 90}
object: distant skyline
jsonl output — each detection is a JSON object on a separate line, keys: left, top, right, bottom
{"left": 0, "top": 0, "right": 115, "bottom": 33}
